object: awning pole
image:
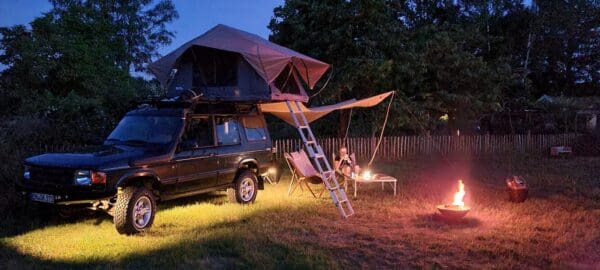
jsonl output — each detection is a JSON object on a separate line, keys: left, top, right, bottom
{"left": 343, "top": 108, "right": 353, "bottom": 147}
{"left": 367, "top": 91, "right": 395, "bottom": 167}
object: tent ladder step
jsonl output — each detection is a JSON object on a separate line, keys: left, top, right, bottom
{"left": 284, "top": 100, "right": 354, "bottom": 218}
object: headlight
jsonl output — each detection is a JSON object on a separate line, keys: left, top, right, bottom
{"left": 74, "top": 170, "right": 92, "bottom": 185}
{"left": 23, "top": 166, "right": 31, "bottom": 180}
{"left": 74, "top": 170, "right": 106, "bottom": 185}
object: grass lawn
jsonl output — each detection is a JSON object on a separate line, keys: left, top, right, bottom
{"left": 1, "top": 156, "right": 599, "bottom": 269}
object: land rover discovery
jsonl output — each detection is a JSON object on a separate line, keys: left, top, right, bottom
{"left": 17, "top": 101, "right": 275, "bottom": 234}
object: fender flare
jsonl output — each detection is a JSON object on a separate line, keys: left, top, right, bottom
{"left": 238, "top": 158, "right": 259, "bottom": 170}
{"left": 237, "top": 158, "right": 264, "bottom": 190}
{"left": 115, "top": 169, "right": 161, "bottom": 189}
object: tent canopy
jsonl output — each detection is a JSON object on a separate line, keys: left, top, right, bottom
{"left": 149, "top": 24, "right": 330, "bottom": 102}
{"left": 259, "top": 91, "right": 394, "bottom": 127}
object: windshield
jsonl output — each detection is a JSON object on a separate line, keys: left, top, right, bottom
{"left": 107, "top": 115, "right": 183, "bottom": 145}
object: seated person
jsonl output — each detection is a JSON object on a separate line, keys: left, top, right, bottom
{"left": 334, "top": 146, "right": 360, "bottom": 177}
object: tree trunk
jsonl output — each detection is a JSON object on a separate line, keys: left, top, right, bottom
{"left": 523, "top": 30, "right": 533, "bottom": 83}
{"left": 447, "top": 111, "right": 457, "bottom": 135}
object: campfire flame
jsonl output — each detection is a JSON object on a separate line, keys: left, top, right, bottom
{"left": 452, "top": 180, "right": 466, "bottom": 208}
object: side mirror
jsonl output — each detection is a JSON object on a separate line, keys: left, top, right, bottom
{"left": 178, "top": 139, "right": 198, "bottom": 150}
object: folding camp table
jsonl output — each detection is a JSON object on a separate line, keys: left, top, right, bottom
{"left": 345, "top": 174, "right": 397, "bottom": 198}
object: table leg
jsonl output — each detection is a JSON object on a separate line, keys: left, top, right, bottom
{"left": 381, "top": 182, "right": 384, "bottom": 191}
{"left": 354, "top": 181, "right": 357, "bottom": 198}
{"left": 394, "top": 181, "right": 397, "bottom": 196}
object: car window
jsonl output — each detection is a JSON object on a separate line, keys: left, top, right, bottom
{"left": 107, "top": 115, "right": 182, "bottom": 145}
{"left": 215, "top": 116, "right": 241, "bottom": 145}
{"left": 182, "top": 117, "right": 214, "bottom": 148}
{"left": 242, "top": 116, "right": 267, "bottom": 141}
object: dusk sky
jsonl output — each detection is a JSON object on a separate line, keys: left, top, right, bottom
{"left": 0, "top": 0, "right": 284, "bottom": 57}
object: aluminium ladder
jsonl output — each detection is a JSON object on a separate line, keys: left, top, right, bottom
{"left": 285, "top": 100, "right": 354, "bottom": 218}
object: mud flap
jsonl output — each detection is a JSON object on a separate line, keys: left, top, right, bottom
{"left": 258, "top": 175, "right": 265, "bottom": 190}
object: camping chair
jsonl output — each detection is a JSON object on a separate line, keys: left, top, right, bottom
{"left": 285, "top": 151, "right": 329, "bottom": 198}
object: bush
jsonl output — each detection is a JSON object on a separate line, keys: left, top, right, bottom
{"left": 573, "top": 132, "right": 600, "bottom": 156}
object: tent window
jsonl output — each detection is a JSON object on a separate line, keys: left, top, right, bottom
{"left": 192, "top": 47, "right": 238, "bottom": 87}
{"left": 274, "top": 65, "right": 301, "bottom": 95}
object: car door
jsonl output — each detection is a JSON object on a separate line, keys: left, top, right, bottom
{"left": 173, "top": 115, "right": 218, "bottom": 193}
{"left": 215, "top": 116, "right": 243, "bottom": 185}
{"left": 240, "top": 114, "right": 271, "bottom": 164}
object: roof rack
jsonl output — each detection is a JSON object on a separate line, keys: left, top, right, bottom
{"left": 137, "top": 88, "right": 259, "bottom": 115}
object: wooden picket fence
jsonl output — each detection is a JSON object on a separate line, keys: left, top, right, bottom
{"left": 273, "top": 133, "right": 580, "bottom": 161}
{"left": 31, "top": 133, "right": 580, "bottom": 162}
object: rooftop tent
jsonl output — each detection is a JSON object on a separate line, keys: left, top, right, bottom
{"left": 148, "top": 24, "right": 330, "bottom": 102}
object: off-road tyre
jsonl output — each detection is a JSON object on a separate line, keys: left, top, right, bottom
{"left": 227, "top": 170, "right": 258, "bottom": 204}
{"left": 114, "top": 186, "right": 156, "bottom": 235}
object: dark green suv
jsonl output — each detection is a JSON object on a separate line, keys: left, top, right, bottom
{"left": 18, "top": 101, "right": 275, "bottom": 234}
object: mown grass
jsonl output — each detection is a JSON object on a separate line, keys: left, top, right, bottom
{"left": 1, "top": 156, "right": 599, "bottom": 269}
{"left": 0, "top": 183, "right": 336, "bottom": 269}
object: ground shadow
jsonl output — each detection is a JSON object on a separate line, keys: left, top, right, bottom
{"left": 411, "top": 213, "right": 482, "bottom": 230}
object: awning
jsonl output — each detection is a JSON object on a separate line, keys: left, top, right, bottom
{"left": 259, "top": 91, "right": 394, "bottom": 127}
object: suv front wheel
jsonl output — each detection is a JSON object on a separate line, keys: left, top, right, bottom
{"left": 114, "top": 186, "right": 156, "bottom": 235}
{"left": 227, "top": 170, "right": 257, "bottom": 204}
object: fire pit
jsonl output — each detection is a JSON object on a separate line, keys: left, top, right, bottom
{"left": 437, "top": 180, "right": 470, "bottom": 221}
{"left": 437, "top": 204, "right": 470, "bottom": 220}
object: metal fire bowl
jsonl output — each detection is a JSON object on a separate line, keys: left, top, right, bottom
{"left": 437, "top": 204, "right": 470, "bottom": 220}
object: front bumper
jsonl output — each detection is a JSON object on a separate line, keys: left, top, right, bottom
{"left": 16, "top": 181, "right": 115, "bottom": 205}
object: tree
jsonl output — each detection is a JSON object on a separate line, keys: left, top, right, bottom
{"left": 269, "top": 0, "right": 515, "bottom": 135}
{"left": 0, "top": 0, "right": 178, "bottom": 144}
{"left": 270, "top": 0, "right": 409, "bottom": 136}
{"left": 49, "top": 0, "right": 179, "bottom": 73}
{"left": 416, "top": 30, "right": 507, "bottom": 132}
{"left": 529, "top": 0, "right": 600, "bottom": 96}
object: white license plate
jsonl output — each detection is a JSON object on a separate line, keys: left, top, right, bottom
{"left": 29, "top": 192, "right": 55, "bottom": 203}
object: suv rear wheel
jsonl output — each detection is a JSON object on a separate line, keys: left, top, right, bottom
{"left": 114, "top": 186, "right": 156, "bottom": 235}
{"left": 227, "top": 170, "right": 257, "bottom": 204}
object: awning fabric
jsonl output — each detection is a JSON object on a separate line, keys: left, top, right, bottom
{"left": 149, "top": 24, "right": 330, "bottom": 90}
{"left": 259, "top": 91, "right": 394, "bottom": 127}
